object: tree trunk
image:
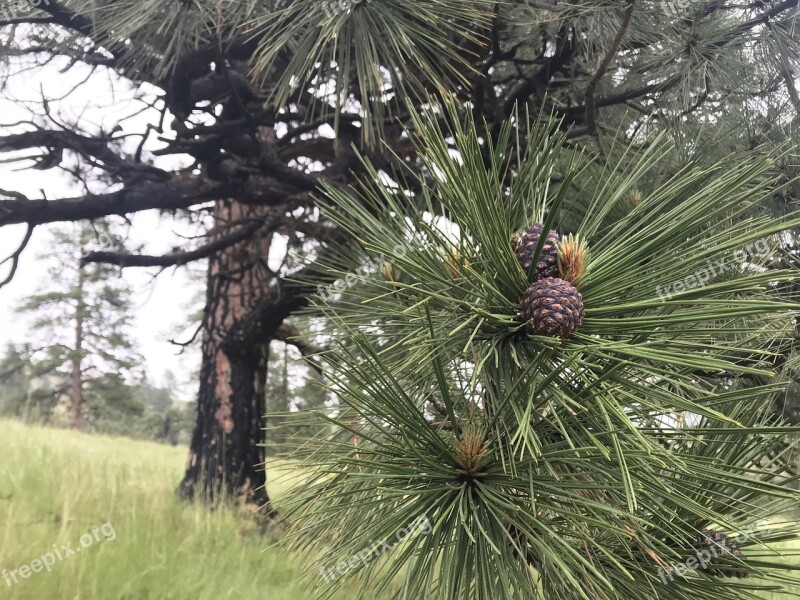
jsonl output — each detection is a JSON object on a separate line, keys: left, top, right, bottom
{"left": 70, "top": 263, "right": 85, "bottom": 429}
{"left": 179, "top": 199, "right": 292, "bottom": 518}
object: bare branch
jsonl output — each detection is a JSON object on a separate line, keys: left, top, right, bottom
{"left": 0, "top": 129, "right": 168, "bottom": 180}
{"left": 569, "top": 0, "right": 636, "bottom": 138}
{"left": 168, "top": 322, "right": 204, "bottom": 353}
{"left": 82, "top": 219, "right": 275, "bottom": 268}
{"left": 0, "top": 17, "right": 56, "bottom": 26}
{"left": 0, "top": 224, "right": 34, "bottom": 289}
{"left": 35, "top": 0, "right": 94, "bottom": 38}
{"left": 275, "top": 323, "right": 323, "bottom": 373}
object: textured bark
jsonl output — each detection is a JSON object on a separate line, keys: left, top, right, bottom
{"left": 178, "top": 200, "right": 279, "bottom": 516}
{"left": 70, "top": 264, "right": 85, "bottom": 429}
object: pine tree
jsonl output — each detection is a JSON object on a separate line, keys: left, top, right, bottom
{"left": 280, "top": 105, "right": 800, "bottom": 599}
{"left": 266, "top": 319, "right": 331, "bottom": 455}
{"left": 84, "top": 372, "right": 146, "bottom": 428}
{"left": 0, "top": 343, "right": 35, "bottom": 418}
{"left": 15, "top": 222, "right": 141, "bottom": 428}
{"left": 2, "top": 0, "right": 800, "bottom": 515}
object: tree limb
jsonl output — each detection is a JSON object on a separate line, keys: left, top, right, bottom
{"left": 0, "top": 129, "right": 168, "bottom": 180}
{"left": 275, "top": 322, "right": 324, "bottom": 373}
{"left": 569, "top": 0, "right": 636, "bottom": 138}
{"left": 0, "top": 224, "right": 34, "bottom": 289}
{"left": 0, "top": 17, "right": 56, "bottom": 26}
{"left": 35, "top": 0, "right": 94, "bottom": 38}
{"left": 0, "top": 177, "right": 233, "bottom": 227}
{"left": 82, "top": 219, "right": 276, "bottom": 268}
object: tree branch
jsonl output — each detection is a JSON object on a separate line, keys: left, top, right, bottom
{"left": 502, "top": 26, "right": 575, "bottom": 116}
{"left": 0, "top": 129, "right": 168, "bottom": 180}
{"left": 0, "top": 177, "right": 234, "bottom": 227}
{"left": 0, "top": 17, "right": 56, "bottom": 26}
{"left": 275, "top": 323, "right": 323, "bottom": 373}
{"left": 0, "top": 174, "right": 312, "bottom": 229}
{"left": 0, "top": 224, "right": 34, "bottom": 289}
{"left": 569, "top": 0, "right": 636, "bottom": 137}
{"left": 35, "top": 0, "right": 94, "bottom": 38}
{"left": 82, "top": 219, "right": 276, "bottom": 268}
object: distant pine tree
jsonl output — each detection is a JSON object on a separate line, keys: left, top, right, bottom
{"left": 15, "top": 222, "right": 142, "bottom": 428}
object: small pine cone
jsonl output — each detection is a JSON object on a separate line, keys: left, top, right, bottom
{"left": 515, "top": 224, "right": 560, "bottom": 280}
{"left": 695, "top": 530, "right": 728, "bottom": 546}
{"left": 694, "top": 530, "right": 749, "bottom": 579}
{"left": 520, "top": 278, "right": 584, "bottom": 338}
{"left": 556, "top": 234, "right": 589, "bottom": 284}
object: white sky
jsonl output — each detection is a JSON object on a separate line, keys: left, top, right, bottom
{"left": 0, "top": 199, "right": 204, "bottom": 400}
{"left": 0, "top": 58, "right": 204, "bottom": 399}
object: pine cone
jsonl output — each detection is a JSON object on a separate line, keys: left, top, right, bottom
{"left": 515, "top": 224, "right": 560, "bottom": 280}
{"left": 694, "top": 530, "right": 749, "bottom": 579}
{"left": 520, "top": 278, "right": 584, "bottom": 338}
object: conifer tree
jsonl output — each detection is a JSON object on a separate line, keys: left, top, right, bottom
{"left": 281, "top": 104, "right": 800, "bottom": 599}
{"left": 15, "top": 222, "right": 141, "bottom": 428}
{"left": 2, "top": 0, "right": 800, "bottom": 514}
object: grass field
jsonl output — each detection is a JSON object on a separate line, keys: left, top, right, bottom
{"left": 2, "top": 418, "right": 800, "bottom": 599}
{"left": 0, "top": 419, "right": 334, "bottom": 600}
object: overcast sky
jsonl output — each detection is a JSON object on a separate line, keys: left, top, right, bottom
{"left": 0, "top": 216, "right": 203, "bottom": 397}
{"left": 0, "top": 59, "right": 204, "bottom": 399}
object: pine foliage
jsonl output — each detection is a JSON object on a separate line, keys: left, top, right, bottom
{"left": 281, "top": 104, "right": 800, "bottom": 599}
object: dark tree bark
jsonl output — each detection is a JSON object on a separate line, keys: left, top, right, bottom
{"left": 178, "top": 199, "right": 281, "bottom": 515}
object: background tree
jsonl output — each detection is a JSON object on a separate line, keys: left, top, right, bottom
{"left": 0, "top": 344, "right": 28, "bottom": 416}
{"left": 1, "top": 0, "right": 800, "bottom": 514}
{"left": 84, "top": 372, "right": 146, "bottom": 429}
{"left": 265, "top": 319, "right": 330, "bottom": 456}
{"left": 14, "top": 222, "right": 141, "bottom": 428}
{"left": 86, "top": 373, "right": 195, "bottom": 443}
{"left": 0, "top": 343, "right": 46, "bottom": 421}
{"left": 0, "top": 342, "right": 196, "bottom": 443}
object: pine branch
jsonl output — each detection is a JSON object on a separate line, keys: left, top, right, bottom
{"left": 569, "top": 0, "right": 636, "bottom": 138}
{"left": 81, "top": 219, "right": 274, "bottom": 268}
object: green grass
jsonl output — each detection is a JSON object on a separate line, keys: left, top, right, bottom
{"left": 0, "top": 419, "right": 337, "bottom": 600}
{"left": 1, "top": 418, "right": 799, "bottom": 599}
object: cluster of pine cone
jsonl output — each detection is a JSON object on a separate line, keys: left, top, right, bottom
{"left": 514, "top": 224, "right": 586, "bottom": 338}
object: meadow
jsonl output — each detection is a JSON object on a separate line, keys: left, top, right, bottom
{"left": 1, "top": 418, "right": 800, "bottom": 599}
{"left": 0, "top": 419, "right": 333, "bottom": 600}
